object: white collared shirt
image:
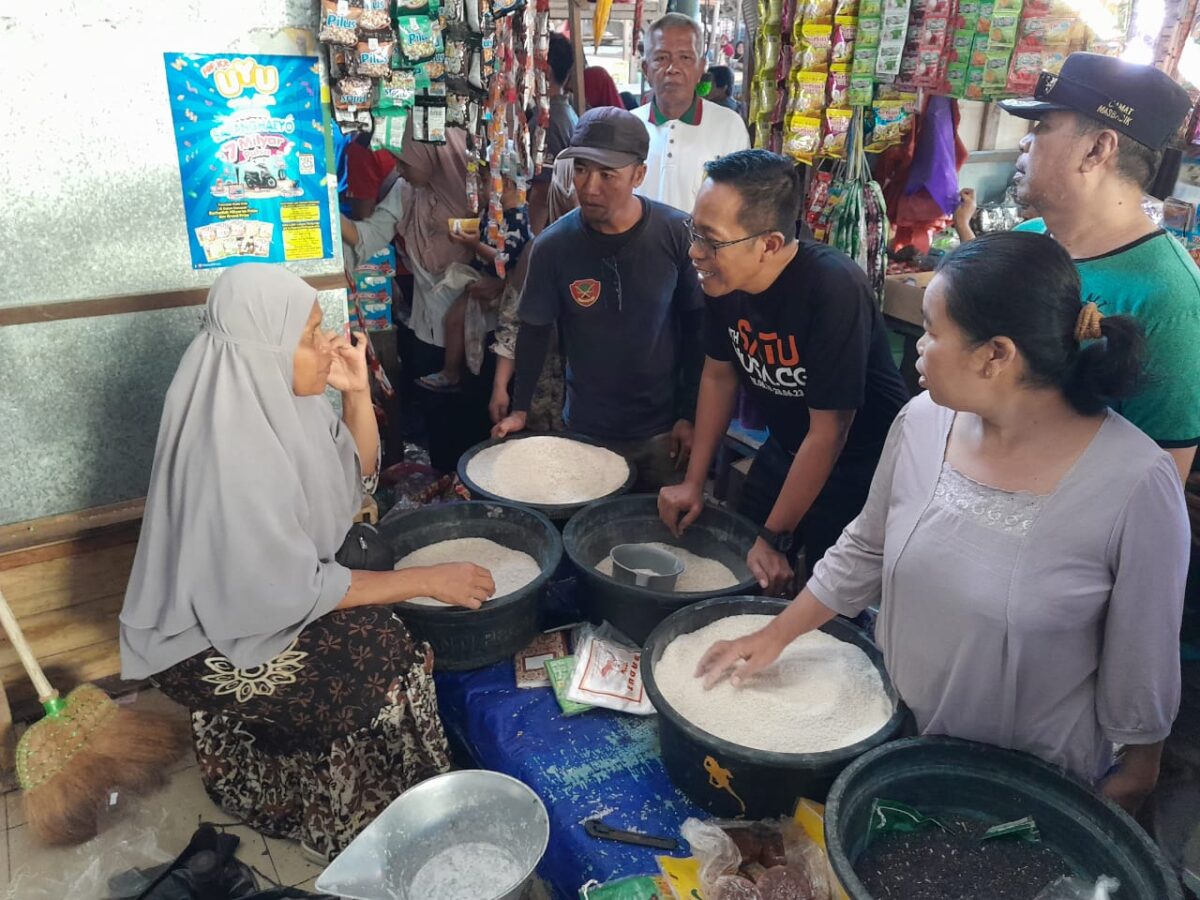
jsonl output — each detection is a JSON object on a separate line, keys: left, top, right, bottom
{"left": 631, "top": 98, "right": 751, "bottom": 214}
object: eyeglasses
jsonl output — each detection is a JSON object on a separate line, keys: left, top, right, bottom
{"left": 685, "top": 218, "right": 771, "bottom": 256}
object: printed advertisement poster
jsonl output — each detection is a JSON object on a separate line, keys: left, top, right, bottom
{"left": 164, "top": 52, "right": 334, "bottom": 269}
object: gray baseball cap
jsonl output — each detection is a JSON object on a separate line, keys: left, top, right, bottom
{"left": 557, "top": 106, "right": 650, "bottom": 169}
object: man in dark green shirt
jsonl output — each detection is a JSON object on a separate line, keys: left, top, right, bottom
{"left": 1002, "top": 53, "right": 1200, "bottom": 480}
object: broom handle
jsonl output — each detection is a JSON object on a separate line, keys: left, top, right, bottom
{"left": 0, "top": 587, "right": 57, "bottom": 703}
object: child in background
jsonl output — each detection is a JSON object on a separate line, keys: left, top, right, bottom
{"left": 418, "top": 172, "right": 532, "bottom": 392}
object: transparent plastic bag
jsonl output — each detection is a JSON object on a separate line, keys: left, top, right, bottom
{"left": 681, "top": 817, "right": 832, "bottom": 900}
{"left": 566, "top": 623, "right": 655, "bottom": 714}
{"left": 680, "top": 818, "right": 742, "bottom": 896}
{"left": 1034, "top": 876, "right": 1121, "bottom": 900}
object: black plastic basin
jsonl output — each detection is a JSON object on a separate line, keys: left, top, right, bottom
{"left": 563, "top": 494, "right": 760, "bottom": 644}
{"left": 826, "top": 737, "right": 1182, "bottom": 900}
{"left": 457, "top": 432, "right": 637, "bottom": 524}
{"left": 379, "top": 501, "right": 562, "bottom": 671}
{"left": 641, "top": 596, "right": 906, "bottom": 819}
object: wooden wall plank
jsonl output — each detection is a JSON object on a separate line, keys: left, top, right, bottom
{"left": 0, "top": 594, "right": 124, "bottom": 676}
{"left": 0, "top": 545, "right": 136, "bottom": 619}
{"left": 2, "top": 639, "right": 123, "bottom": 721}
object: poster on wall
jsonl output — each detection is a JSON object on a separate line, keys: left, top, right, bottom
{"left": 163, "top": 52, "right": 334, "bottom": 270}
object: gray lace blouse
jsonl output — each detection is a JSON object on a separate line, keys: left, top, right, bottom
{"left": 809, "top": 393, "right": 1189, "bottom": 782}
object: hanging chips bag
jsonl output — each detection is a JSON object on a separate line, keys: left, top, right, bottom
{"left": 945, "top": 59, "right": 969, "bottom": 94}
{"left": 833, "top": 16, "right": 859, "bottom": 64}
{"left": 333, "top": 75, "right": 376, "bottom": 109}
{"left": 371, "top": 109, "right": 408, "bottom": 153}
{"left": 397, "top": 15, "right": 439, "bottom": 62}
{"left": 799, "top": 23, "right": 834, "bottom": 71}
{"left": 360, "top": 0, "right": 391, "bottom": 29}
{"left": 820, "top": 107, "right": 854, "bottom": 157}
{"left": 789, "top": 69, "right": 828, "bottom": 115}
{"left": 805, "top": 0, "right": 838, "bottom": 23}
{"left": 989, "top": 10, "right": 1020, "bottom": 46}
{"left": 849, "top": 74, "right": 875, "bottom": 105}
{"left": 984, "top": 47, "right": 1014, "bottom": 89}
{"left": 866, "top": 98, "right": 910, "bottom": 150}
{"left": 319, "top": 0, "right": 362, "bottom": 46}
{"left": 951, "top": 28, "right": 975, "bottom": 61}
{"left": 356, "top": 30, "right": 396, "bottom": 77}
{"left": 378, "top": 69, "right": 417, "bottom": 110}
{"left": 827, "top": 65, "right": 852, "bottom": 107}
{"left": 784, "top": 115, "right": 823, "bottom": 163}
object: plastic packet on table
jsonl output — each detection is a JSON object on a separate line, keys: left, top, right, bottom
{"left": 566, "top": 622, "right": 655, "bottom": 714}
{"left": 580, "top": 875, "right": 674, "bottom": 899}
{"left": 1033, "top": 876, "right": 1121, "bottom": 900}
{"left": 680, "top": 816, "right": 833, "bottom": 900}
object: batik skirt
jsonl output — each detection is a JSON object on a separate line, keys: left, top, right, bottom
{"left": 153, "top": 606, "right": 450, "bottom": 856}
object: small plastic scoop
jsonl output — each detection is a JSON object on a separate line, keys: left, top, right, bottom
{"left": 610, "top": 544, "right": 684, "bottom": 591}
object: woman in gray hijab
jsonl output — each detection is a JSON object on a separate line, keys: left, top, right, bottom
{"left": 120, "top": 264, "right": 494, "bottom": 857}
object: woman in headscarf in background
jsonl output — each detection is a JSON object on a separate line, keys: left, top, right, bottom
{"left": 341, "top": 118, "right": 474, "bottom": 351}
{"left": 584, "top": 66, "right": 623, "bottom": 109}
{"left": 121, "top": 265, "right": 494, "bottom": 857}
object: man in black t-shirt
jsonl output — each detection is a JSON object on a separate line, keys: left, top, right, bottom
{"left": 659, "top": 150, "right": 909, "bottom": 593}
{"left": 492, "top": 107, "right": 704, "bottom": 491}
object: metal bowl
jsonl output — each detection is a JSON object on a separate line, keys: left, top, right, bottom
{"left": 314, "top": 770, "right": 549, "bottom": 900}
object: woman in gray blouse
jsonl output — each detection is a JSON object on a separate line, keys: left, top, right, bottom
{"left": 698, "top": 232, "right": 1189, "bottom": 813}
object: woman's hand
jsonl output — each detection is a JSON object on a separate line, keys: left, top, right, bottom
{"left": 422, "top": 562, "right": 496, "bottom": 610}
{"left": 327, "top": 331, "right": 371, "bottom": 395}
{"left": 448, "top": 228, "right": 483, "bottom": 250}
{"left": 468, "top": 276, "right": 505, "bottom": 304}
{"left": 492, "top": 410, "right": 528, "bottom": 439}
{"left": 659, "top": 480, "right": 704, "bottom": 537}
{"left": 694, "top": 625, "right": 787, "bottom": 689}
{"left": 1100, "top": 742, "right": 1163, "bottom": 815}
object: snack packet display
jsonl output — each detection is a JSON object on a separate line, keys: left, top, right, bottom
{"left": 827, "top": 66, "right": 852, "bottom": 107}
{"left": 789, "top": 70, "right": 828, "bottom": 115}
{"left": 411, "top": 95, "right": 447, "bottom": 142}
{"left": 989, "top": 9, "right": 1021, "bottom": 46}
{"left": 360, "top": 0, "right": 391, "bottom": 28}
{"left": 876, "top": 4, "right": 911, "bottom": 75}
{"left": 821, "top": 107, "right": 854, "bottom": 156}
{"left": 784, "top": 115, "right": 823, "bottom": 162}
{"left": 848, "top": 74, "right": 875, "bottom": 105}
{"left": 799, "top": 23, "right": 834, "bottom": 71}
{"left": 866, "top": 98, "right": 911, "bottom": 150}
{"left": 832, "top": 16, "right": 859, "bottom": 63}
{"left": 356, "top": 30, "right": 396, "bottom": 77}
{"left": 319, "top": 0, "right": 362, "bottom": 46}
{"left": 333, "top": 75, "right": 376, "bottom": 109}
{"left": 805, "top": 0, "right": 838, "bottom": 23}
{"left": 377, "top": 69, "right": 417, "bottom": 110}
{"left": 397, "top": 15, "right": 440, "bottom": 62}
{"left": 370, "top": 108, "right": 408, "bottom": 153}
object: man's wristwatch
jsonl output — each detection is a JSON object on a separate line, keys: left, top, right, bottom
{"left": 757, "top": 526, "right": 794, "bottom": 554}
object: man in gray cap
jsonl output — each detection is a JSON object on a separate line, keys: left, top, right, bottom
{"left": 491, "top": 107, "right": 704, "bottom": 491}
{"left": 1002, "top": 53, "right": 1200, "bottom": 481}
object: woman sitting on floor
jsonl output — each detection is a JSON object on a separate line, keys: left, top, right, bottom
{"left": 119, "top": 264, "right": 494, "bottom": 857}
{"left": 698, "top": 232, "right": 1189, "bottom": 813}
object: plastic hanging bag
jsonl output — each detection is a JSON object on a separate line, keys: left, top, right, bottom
{"left": 1033, "top": 876, "right": 1121, "bottom": 900}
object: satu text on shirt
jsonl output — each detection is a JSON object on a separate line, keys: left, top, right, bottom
{"left": 727, "top": 323, "right": 808, "bottom": 398}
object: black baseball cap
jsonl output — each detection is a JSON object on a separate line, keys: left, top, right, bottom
{"left": 999, "top": 53, "right": 1191, "bottom": 151}
{"left": 557, "top": 107, "right": 650, "bottom": 169}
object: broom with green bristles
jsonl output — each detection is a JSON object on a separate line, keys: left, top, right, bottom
{"left": 0, "top": 586, "right": 189, "bottom": 845}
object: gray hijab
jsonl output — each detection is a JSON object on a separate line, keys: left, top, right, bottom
{"left": 120, "top": 264, "right": 362, "bottom": 679}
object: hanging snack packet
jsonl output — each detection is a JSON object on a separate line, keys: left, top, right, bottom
{"left": 360, "top": 0, "right": 391, "bottom": 29}
{"left": 333, "top": 75, "right": 376, "bottom": 110}
{"left": 397, "top": 15, "right": 439, "bottom": 62}
{"left": 852, "top": 44, "right": 879, "bottom": 75}
{"left": 827, "top": 65, "right": 852, "bottom": 108}
{"left": 371, "top": 108, "right": 409, "bottom": 153}
{"left": 784, "top": 115, "right": 823, "bottom": 163}
{"left": 805, "top": 0, "right": 838, "bottom": 23}
{"left": 977, "top": 0, "right": 996, "bottom": 32}
{"left": 395, "top": 0, "right": 432, "bottom": 12}
{"left": 970, "top": 32, "right": 991, "bottom": 65}
{"left": 443, "top": 37, "right": 469, "bottom": 76}
{"left": 319, "top": 0, "right": 362, "bottom": 46}
{"left": 1020, "top": 15, "right": 1074, "bottom": 44}
{"left": 832, "top": 16, "right": 858, "bottom": 64}
{"left": 849, "top": 74, "right": 875, "bottom": 105}
{"left": 1006, "top": 48, "right": 1044, "bottom": 93}
{"left": 865, "top": 98, "right": 909, "bottom": 150}
{"left": 411, "top": 94, "right": 448, "bottom": 142}
{"left": 799, "top": 23, "right": 834, "bottom": 71}
{"left": 758, "top": 29, "right": 782, "bottom": 75}
{"left": 860, "top": 0, "right": 884, "bottom": 14}
{"left": 789, "top": 70, "right": 828, "bottom": 115}
{"left": 945, "top": 59, "right": 968, "bottom": 94}
{"left": 989, "top": 10, "right": 1020, "bottom": 46}
{"left": 951, "top": 28, "right": 975, "bottom": 61}
{"left": 983, "top": 47, "right": 1014, "bottom": 89}
{"left": 820, "top": 107, "right": 854, "bottom": 157}
{"left": 356, "top": 30, "right": 396, "bottom": 77}
{"left": 965, "top": 63, "right": 987, "bottom": 98}
{"left": 858, "top": 16, "right": 882, "bottom": 47}
{"left": 566, "top": 625, "right": 654, "bottom": 715}
{"left": 377, "top": 69, "right": 417, "bottom": 110}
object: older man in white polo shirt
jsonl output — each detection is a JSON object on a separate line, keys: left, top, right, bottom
{"left": 632, "top": 13, "right": 750, "bottom": 213}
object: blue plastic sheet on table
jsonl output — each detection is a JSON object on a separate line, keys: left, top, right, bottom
{"left": 435, "top": 661, "right": 704, "bottom": 899}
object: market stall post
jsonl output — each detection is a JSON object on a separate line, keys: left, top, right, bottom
{"left": 570, "top": 0, "right": 589, "bottom": 115}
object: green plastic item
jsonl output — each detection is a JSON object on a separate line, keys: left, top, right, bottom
{"left": 579, "top": 875, "right": 667, "bottom": 899}
{"left": 866, "top": 798, "right": 947, "bottom": 844}
{"left": 982, "top": 816, "right": 1042, "bottom": 843}
{"left": 545, "top": 656, "right": 593, "bottom": 717}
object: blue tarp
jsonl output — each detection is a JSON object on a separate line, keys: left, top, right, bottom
{"left": 435, "top": 662, "right": 704, "bottom": 898}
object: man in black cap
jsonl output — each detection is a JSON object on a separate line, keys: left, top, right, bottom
{"left": 1001, "top": 53, "right": 1200, "bottom": 481}
{"left": 492, "top": 107, "right": 704, "bottom": 491}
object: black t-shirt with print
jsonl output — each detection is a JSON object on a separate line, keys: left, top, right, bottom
{"left": 705, "top": 241, "right": 909, "bottom": 458}
{"left": 520, "top": 198, "right": 703, "bottom": 440}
